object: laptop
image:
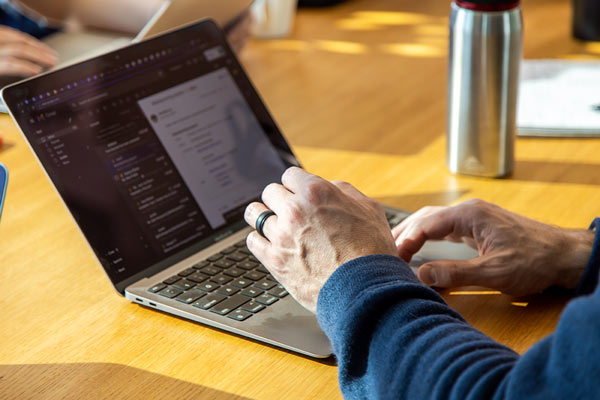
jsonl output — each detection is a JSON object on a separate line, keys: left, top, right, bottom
{"left": 0, "top": 0, "right": 251, "bottom": 113}
{"left": 2, "top": 20, "right": 477, "bottom": 358}
{"left": 44, "top": 0, "right": 253, "bottom": 67}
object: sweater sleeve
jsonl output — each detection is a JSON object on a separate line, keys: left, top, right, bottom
{"left": 575, "top": 217, "right": 600, "bottom": 296}
{"left": 316, "top": 255, "right": 600, "bottom": 400}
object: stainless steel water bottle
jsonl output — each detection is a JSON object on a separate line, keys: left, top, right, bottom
{"left": 447, "top": 0, "right": 522, "bottom": 177}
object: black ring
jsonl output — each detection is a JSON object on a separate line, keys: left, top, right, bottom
{"left": 255, "top": 210, "right": 276, "bottom": 238}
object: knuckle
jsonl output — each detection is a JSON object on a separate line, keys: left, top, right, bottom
{"left": 282, "top": 166, "right": 297, "bottom": 180}
{"left": 261, "top": 183, "right": 278, "bottom": 199}
{"left": 305, "top": 180, "right": 329, "bottom": 205}
{"left": 283, "top": 201, "right": 303, "bottom": 224}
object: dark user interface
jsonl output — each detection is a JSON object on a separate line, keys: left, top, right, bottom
{"left": 8, "top": 23, "right": 290, "bottom": 287}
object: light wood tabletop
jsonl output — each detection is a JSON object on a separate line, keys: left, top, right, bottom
{"left": 1, "top": 0, "right": 599, "bottom": 398}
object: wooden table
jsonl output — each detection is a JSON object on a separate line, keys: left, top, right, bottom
{"left": 1, "top": 0, "right": 599, "bottom": 398}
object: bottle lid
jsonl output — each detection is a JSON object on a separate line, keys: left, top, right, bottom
{"left": 455, "top": 0, "right": 520, "bottom": 11}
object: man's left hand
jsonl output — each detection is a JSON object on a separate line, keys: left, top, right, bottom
{"left": 244, "top": 167, "right": 397, "bottom": 313}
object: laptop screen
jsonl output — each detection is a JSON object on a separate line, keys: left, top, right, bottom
{"left": 2, "top": 20, "right": 297, "bottom": 293}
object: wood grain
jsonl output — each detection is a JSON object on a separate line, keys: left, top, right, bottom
{"left": 1, "top": 0, "right": 598, "bottom": 398}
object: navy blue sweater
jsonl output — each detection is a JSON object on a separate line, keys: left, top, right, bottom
{"left": 316, "top": 219, "right": 600, "bottom": 399}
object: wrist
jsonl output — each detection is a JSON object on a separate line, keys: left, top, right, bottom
{"left": 557, "top": 229, "right": 595, "bottom": 289}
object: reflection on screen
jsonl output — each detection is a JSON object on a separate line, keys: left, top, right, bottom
{"left": 138, "top": 68, "right": 285, "bottom": 229}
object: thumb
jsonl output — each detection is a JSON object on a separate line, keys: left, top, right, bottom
{"left": 417, "top": 258, "right": 486, "bottom": 288}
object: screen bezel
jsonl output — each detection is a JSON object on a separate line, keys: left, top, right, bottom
{"left": 2, "top": 19, "right": 300, "bottom": 294}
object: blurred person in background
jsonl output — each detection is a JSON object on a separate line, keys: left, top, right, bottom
{"left": 0, "top": 0, "right": 252, "bottom": 81}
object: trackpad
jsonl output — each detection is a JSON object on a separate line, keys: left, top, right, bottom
{"left": 408, "top": 241, "right": 478, "bottom": 272}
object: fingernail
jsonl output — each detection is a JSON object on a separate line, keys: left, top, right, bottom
{"left": 423, "top": 266, "right": 437, "bottom": 286}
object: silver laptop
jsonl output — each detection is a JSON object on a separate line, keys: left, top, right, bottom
{"left": 0, "top": 0, "right": 251, "bottom": 113}
{"left": 2, "top": 20, "right": 477, "bottom": 358}
{"left": 43, "top": 0, "right": 253, "bottom": 68}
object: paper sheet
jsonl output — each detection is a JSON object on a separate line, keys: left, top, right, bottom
{"left": 518, "top": 59, "right": 600, "bottom": 137}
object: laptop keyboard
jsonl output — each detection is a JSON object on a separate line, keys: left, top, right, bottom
{"left": 148, "top": 239, "right": 287, "bottom": 321}
{"left": 147, "top": 208, "right": 410, "bottom": 322}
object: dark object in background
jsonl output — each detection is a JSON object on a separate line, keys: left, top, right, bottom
{"left": 298, "top": 0, "right": 349, "bottom": 7}
{"left": 573, "top": 0, "right": 600, "bottom": 41}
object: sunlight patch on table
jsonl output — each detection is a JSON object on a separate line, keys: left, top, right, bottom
{"left": 380, "top": 43, "right": 446, "bottom": 58}
{"left": 511, "top": 302, "right": 529, "bottom": 307}
{"left": 449, "top": 291, "right": 502, "bottom": 295}
{"left": 315, "top": 40, "right": 367, "bottom": 55}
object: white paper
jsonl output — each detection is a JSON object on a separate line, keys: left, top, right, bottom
{"left": 517, "top": 59, "right": 600, "bottom": 137}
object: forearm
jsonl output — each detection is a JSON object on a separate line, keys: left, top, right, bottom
{"left": 317, "top": 255, "right": 600, "bottom": 399}
{"left": 17, "top": 0, "right": 165, "bottom": 33}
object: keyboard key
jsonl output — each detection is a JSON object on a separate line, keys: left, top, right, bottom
{"left": 192, "top": 293, "right": 226, "bottom": 310}
{"left": 214, "top": 259, "right": 235, "bottom": 269}
{"left": 226, "top": 252, "right": 247, "bottom": 262}
{"left": 158, "top": 286, "right": 182, "bottom": 298}
{"left": 223, "top": 267, "right": 244, "bottom": 278}
{"left": 187, "top": 272, "right": 209, "bottom": 283}
{"left": 255, "top": 293, "right": 278, "bottom": 306}
{"left": 240, "top": 287, "right": 263, "bottom": 298}
{"left": 241, "top": 302, "right": 266, "bottom": 313}
{"left": 248, "top": 255, "right": 259, "bottom": 263}
{"left": 265, "top": 274, "right": 278, "bottom": 282}
{"left": 148, "top": 283, "right": 166, "bottom": 293}
{"left": 178, "top": 267, "right": 196, "bottom": 277}
{"left": 193, "top": 260, "right": 210, "bottom": 269}
{"left": 197, "top": 282, "right": 219, "bottom": 292}
{"left": 200, "top": 266, "right": 221, "bottom": 276}
{"left": 268, "top": 285, "right": 289, "bottom": 298}
{"left": 210, "top": 274, "right": 233, "bottom": 285}
{"left": 209, "top": 294, "right": 249, "bottom": 315}
{"left": 228, "top": 309, "right": 253, "bottom": 321}
{"left": 207, "top": 254, "right": 223, "bottom": 262}
{"left": 255, "top": 265, "right": 269, "bottom": 274}
{"left": 253, "top": 279, "right": 276, "bottom": 290}
{"left": 244, "top": 271, "right": 266, "bottom": 281}
{"left": 234, "top": 239, "right": 247, "bottom": 247}
{"left": 220, "top": 246, "right": 237, "bottom": 255}
{"left": 175, "top": 289, "right": 206, "bottom": 304}
{"left": 231, "top": 278, "right": 251, "bottom": 288}
{"left": 216, "top": 285, "right": 240, "bottom": 296}
{"left": 238, "top": 248, "right": 252, "bottom": 255}
{"left": 172, "top": 279, "right": 196, "bottom": 291}
{"left": 163, "top": 275, "right": 181, "bottom": 285}
{"left": 237, "top": 260, "right": 257, "bottom": 270}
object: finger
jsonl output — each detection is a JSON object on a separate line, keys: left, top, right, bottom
{"left": 244, "top": 201, "right": 278, "bottom": 240}
{"left": 0, "top": 27, "right": 58, "bottom": 59}
{"left": 0, "top": 57, "right": 44, "bottom": 77}
{"left": 391, "top": 206, "right": 445, "bottom": 241}
{"left": 0, "top": 43, "right": 58, "bottom": 67}
{"left": 246, "top": 230, "right": 271, "bottom": 266}
{"left": 261, "top": 183, "right": 293, "bottom": 216}
{"left": 281, "top": 166, "right": 316, "bottom": 194}
{"left": 417, "top": 257, "right": 492, "bottom": 288}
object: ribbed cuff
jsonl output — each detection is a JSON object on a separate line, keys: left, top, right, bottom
{"left": 575, "top": 218, "right": 600, "bottom": 296}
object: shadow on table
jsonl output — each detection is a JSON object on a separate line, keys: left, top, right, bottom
{"left": 0, "top": 363, "right": 253, "bottom": 400}
{"left": 514, "top": 160, "right": 600, "bottom": 185}
{"left": 375, "top": 189, "right": 469, "bottom": 212}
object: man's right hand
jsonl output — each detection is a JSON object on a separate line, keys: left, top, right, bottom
{"left": 0, "top": 26, "right": 57, "bottom": 77}
{"left": 393, "top": 199, "right": 595, "bottom": 296}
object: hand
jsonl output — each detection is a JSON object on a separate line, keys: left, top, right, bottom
{"left": 392, "top": 199, "right": 595, "bottom": 296}
{"left": 226, "top": 11, "right": 254, "bottom": 54}
{"left": 244, "top": 167, "right": 397, "bottom": 312}
{"left": 0, "top": 26, "right": 57, "bottom": 77}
